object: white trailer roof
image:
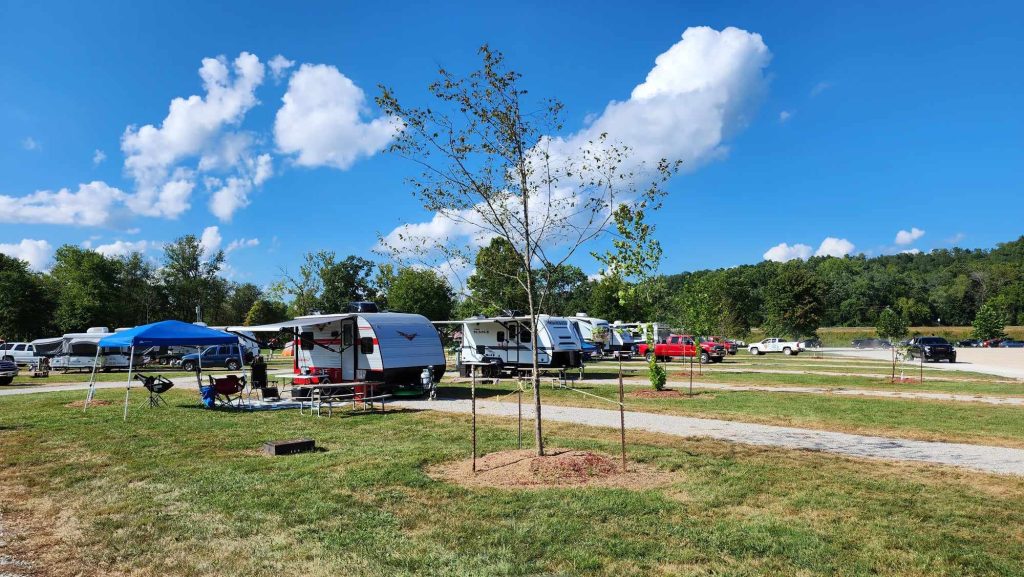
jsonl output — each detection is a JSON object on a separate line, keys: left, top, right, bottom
{"left": 227, "top": 313, "right": 356, "bottom": 332}
{"left": 433, "top": 316, "right": 553, "bottom": 325}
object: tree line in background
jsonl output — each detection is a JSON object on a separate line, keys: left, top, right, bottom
{"left": 2, "top": 233, "right": 1022, "bottom": 341}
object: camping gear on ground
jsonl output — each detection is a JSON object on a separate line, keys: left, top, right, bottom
{"left": 208, "top": 374, "right": 247, "bottom": 406}
{"left": 29, "top": 357, "right": 50, "bottom": 378}
{"left": 199, "top": 384, "right": 217, "bottom": 408}
{"left": 134, "top": 373, "right": 175, "bottom": 407}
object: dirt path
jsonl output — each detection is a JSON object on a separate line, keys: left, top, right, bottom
{"left": 394, "top": 398, "right": 1024, "bottom": 476}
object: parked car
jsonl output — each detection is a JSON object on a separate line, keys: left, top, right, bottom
{"left": 179, "top": 344, "right": 253, "bottom": 372}
{"left": 0, "top": 358, "right": 18, "bottom": 385}
{"left": 956, "top": 339, "right": 982, "bottom": 348}
{"left": 982, "top": 338, "right": 1005, "bottom": 348}
{"left": 0, "top": 342, "right": 41, "bottom": 366}
{"left": 906, "top": 336, "right": 956, "bottom": 362}
{"left": 999, "top": 340, "right": 1024, "bottom": 348}
{"left": 801, "top": 338, "right": 822, "bottom": 349}
{"left": 748, "top": 338, "right": 804, "bottom": 356}
{"left": 852, "top": 338, "right": 891, "bottom": 349}
{"left": 636, "top": 334, "right": 726, "bottom": 364}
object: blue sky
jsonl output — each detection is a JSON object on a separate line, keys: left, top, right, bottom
{"left": 2, "top": 0, "right": 1022, "bottom": 284}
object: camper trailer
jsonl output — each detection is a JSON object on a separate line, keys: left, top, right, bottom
{"left": 570, "top": 314, "right": 636, "bottom": 358}
{"left": 230, "top": 311, "right": 445, "bottom": 392}
{"left": 49, "top": 327, "right": 132, "bottom": 372}
{"left": 440, "top": 314, "right": 584, "bottom": 376}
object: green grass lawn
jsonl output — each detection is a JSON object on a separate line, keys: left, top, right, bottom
{"left": 582, "top": 362, "right": 1024, "bottom": 397}
{"left": 441, "top": 381, "right": 1024, "bottom": 449}
{"left": 1, "top": 388, "right": 1022, "bottom": 576}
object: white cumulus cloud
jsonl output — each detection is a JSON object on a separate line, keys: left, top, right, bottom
{"left": 814, "top": 237, "right": 855, "bottom": 258}
{"left": 0, "top": 181, "right": 125, "bottom": 226}
{"left": 383, "top": 26, "right": 771, "bottom": 256}
{"left": 199, "top": 226, "right": 222, "bottom": 258}
{"left": 895, "top": 227, "right": 925, "bottom": 245}
{"left": 92, "top": 149, "right": 106, "bottom": 165}
{"left": 22, "top": 137, "right": 40, "bottom": 151}
{"left": 93, "top": 239, "right": 155, "bottom": 257}
{"left": 225, "top": 237, "right": 260, "bottom": 253}
{"left": 122, "top": 52, "right": 266, "bottom": 218}
{"left": 0, "top": 239, "right": 53, "bottom": 271}
{"left": 268, "top": 54, "right": 295, "bottom": 82}
{"left": 274, "top": 63, "right": 401, "bottom": 169}
{"left": 763, "top": 242, "right": 812, "bottom": 262}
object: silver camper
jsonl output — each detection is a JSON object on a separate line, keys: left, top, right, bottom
{"left": 49, "top": 327, "right": 132, "bottom": 372}
{"left": 441, "top": 314, "right": 584, "bottom": 376}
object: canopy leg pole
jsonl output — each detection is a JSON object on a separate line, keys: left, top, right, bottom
{"left": 122, "top": 345, "right": 136, "bottom": 421}
{"left": 194, "top": 346, "right": 202, "bottom": 389}
{"left": 83, "top": 347, "right": 101, "bottom": 412}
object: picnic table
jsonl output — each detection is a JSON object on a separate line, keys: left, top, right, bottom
{"left": 270, "top": 372, "right": 388, "bottom": 416}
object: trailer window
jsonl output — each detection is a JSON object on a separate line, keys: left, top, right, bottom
{"left": 299, "top": 332, "right": 314, "bottom": 351}
{"left": 342, "top": 324, "right": 354, "bottom": 347}
{"left": 496, "top": 331, "right": 505, "bottom": 342}
{"left": 360, "top": 337, "right": 374, "bottom": 354}
{"left": 519, "top": 328, "right": 531, "bottom": 343}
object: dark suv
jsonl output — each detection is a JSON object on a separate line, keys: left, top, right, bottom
{"left": 180, "top": 345, "right": 252, "bottom": 372}
{"left": 906, "top": 336, "right": 956, "bottom": 363}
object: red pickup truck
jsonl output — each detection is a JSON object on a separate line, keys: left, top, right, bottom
{"left": 636, "top": 334, "right": 727, "bottom": 364}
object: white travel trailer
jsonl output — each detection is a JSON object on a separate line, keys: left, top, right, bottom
{"left": 570, "top": 313, "right": 637, "bottom": 358}
{"left": 606, "top": 321, "right": 636, "bottom": 359}
{"left": 439, "top": 314, "right": 584, "bottom": 376}
{"left": 50, "top": 327, "right": 132, "bottom": 372}
{"left": 230, "top": 312, "right": 445, "bottom": 391}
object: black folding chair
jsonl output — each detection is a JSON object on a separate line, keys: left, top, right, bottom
{"left": 134, "top": 373, "right": 175, "bottom": 407}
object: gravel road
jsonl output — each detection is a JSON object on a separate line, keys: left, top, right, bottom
{"left": 393, "top": 398, "right": 1024, "bottom": 476}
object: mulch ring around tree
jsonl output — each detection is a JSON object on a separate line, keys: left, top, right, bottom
{"left": 64, "top": 399, "right": 112, "bottom": 408}
{"left": 428, "top": 448, "right": 678, "bottom": 490}
{"left": 629, "top": 389, "right": 714, "bottom": 400}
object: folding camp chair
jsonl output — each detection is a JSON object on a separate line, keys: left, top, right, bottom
{"left": 134, "top": 373, "right": 175, "bottom": 407}
{"left": 207, "top": 374, "right": 247, "bottom": 407}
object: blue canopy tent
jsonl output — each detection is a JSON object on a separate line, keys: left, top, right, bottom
{"left": 82, "top": 320, "right": 241, "bottom": 419}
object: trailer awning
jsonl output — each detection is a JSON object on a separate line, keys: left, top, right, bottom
{"left": 433, "top": 317, "right": 536, "bottom": 325}
{"left": 227, "top": 314, "right": 356, "bottom": 332}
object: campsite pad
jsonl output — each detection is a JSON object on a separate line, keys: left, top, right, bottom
{"left": 429, "top": 448, "right": 678, "bottom": 490}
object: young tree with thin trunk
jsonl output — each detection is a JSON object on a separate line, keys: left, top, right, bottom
{"left": 876, "top": 307, "right": 908, "bottom": 380}
{"left": 377, "top": 46, "right": 677, "bottom": 456}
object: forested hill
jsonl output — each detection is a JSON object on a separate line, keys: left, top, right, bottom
{"left": 655, "top": 235, "right": 1024, "bottom": 335}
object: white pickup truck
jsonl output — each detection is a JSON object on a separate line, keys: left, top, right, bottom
{"left": 748, "top": 338, "right": 804, "bottom": 356}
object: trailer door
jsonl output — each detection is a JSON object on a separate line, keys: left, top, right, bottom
{"left": 341, "top": 318, "right": 356, "bottom": 381}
